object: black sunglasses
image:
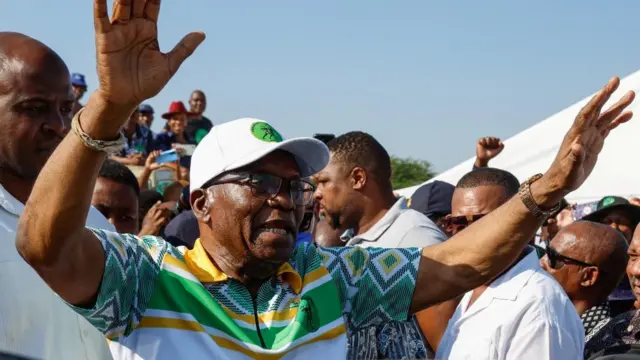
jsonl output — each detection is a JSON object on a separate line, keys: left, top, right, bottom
{"left": 203, "top": 172, "right": 316, "bottom": 206}
{"left": 443, "top": 214, "right": 486, "bottom": 234}
{"left": 535, "top": 239, "right": 596, "bottom": 269}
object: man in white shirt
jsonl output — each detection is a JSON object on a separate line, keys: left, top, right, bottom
{"left": 313, "top": 131, "right": 447, "bottom": 359}
{"left": 0, "top": 32, "right": 112, "bottom": 360}
{"left": 436, "top": 168, "right": 584, "bottom": 360}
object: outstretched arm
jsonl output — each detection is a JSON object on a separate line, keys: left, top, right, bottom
{"left": 410, "top": 77, "right": 635, "bottom": 312}
{"left": 16, "top": 0, "right": 204, "bottom": 306}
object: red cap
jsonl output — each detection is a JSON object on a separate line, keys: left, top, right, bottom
{"left": 161, "top": 101, "right": 196, "bottom": 120}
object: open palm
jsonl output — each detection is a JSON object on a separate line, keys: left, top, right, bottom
{"left": 94, "top": 0, "right": 205, "bottom": 106}
{"left": 546, "top": 77, "right": 635, "bottom": 194}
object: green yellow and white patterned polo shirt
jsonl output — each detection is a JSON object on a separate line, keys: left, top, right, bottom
{"left": 69, "top": 228, "right": 421, "bottom": 359}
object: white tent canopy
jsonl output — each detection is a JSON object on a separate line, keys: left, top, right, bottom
{"left": 396, "top": 71, "right": 640, "bottom": 203}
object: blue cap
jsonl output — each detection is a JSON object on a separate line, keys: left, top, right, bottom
{"left": 71, "top": 73, "right": 87, "bottom": 87}
{"left": 138, "top": 104, "right": 154, "bottom": 114}
{"left": 409, "top": 180, "right": 455, "bottom": 218}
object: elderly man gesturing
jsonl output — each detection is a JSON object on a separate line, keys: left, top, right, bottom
{"left": 15, "top": 0, "right": 635, "bottom": 359}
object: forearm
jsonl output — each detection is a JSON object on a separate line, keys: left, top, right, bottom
{"left": 17, "top": 132, "right": 105, "bottom": 265}
{"left": 138, "top": 168, "right": 152, "bottom": 190}
{"left": 411, "top": 177, "right": 560, "bottom": 311}
{"left": 473, "top": 158, "right": 488, "bottom": 168}
{"left": 16, "top": 93, "right": 134, "bottom": 304}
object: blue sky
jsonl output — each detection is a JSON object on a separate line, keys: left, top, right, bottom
{"left": 2, "top": 1, "right": 640, "bottom": 171}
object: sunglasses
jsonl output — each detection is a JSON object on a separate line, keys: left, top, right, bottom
{"left": 443, "top": 214, "right": 486, "bottom": 235}
{"left": 535, "top": 239, "right": 596, "bottom": 269}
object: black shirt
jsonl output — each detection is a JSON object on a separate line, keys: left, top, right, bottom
{"left": 185, "top": 116, "right": 213, "bottom": 144}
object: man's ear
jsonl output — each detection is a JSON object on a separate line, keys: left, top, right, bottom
{"left": 580, "top": 266, "right": 600, "bottom": 287}
{"left": 350, "top": 167, "right": 367, "bottom": 190}
{"left": 191, "top": 189, "right": 212, "bottom": 222}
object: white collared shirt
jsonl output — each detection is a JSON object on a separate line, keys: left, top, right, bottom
{"left": 345, "top": 197, "right": 446, "bottom": 248}
{"left": 436, "top": 249, "right": 584, "bottom": 360}
{"left": 0, "top": 184, "right": 113, "bottom": 360}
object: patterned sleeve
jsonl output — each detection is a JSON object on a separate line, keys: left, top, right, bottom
{"left": 317, "top": 246, "right": 422, "bottom": 330}
{"left": 66, "top": 228, "right": 173, "bottom": 340}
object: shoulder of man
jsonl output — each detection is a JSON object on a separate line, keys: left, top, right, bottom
{"left": 394, "top": 209, "right": 446, "bottom": 248}
{"left": 201, "top": 116, "right": 214, "bottom": 127}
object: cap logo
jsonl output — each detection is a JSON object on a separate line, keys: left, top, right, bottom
{"left": 602, "top": 197, "right": 616, "bottom": 207}
{"left": 251, "top": 122, "right": 283, "bottom": 143}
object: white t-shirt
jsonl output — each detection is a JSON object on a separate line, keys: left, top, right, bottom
{"left": 0, "top": 184, "right": 113, "bottom": 360}
{"left": 436, "top": 248, "right": 584, "bottom": 360}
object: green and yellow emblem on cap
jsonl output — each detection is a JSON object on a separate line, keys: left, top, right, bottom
{"left": 602, "top": 196, "right": 616, "bottom": 207}
{"left": 251, "top": 122, "right": 283, "bottom": 143}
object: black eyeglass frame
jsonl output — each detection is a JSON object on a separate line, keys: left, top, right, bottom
{"left": 535, "top": 239, "right": 597, "bottom": 269}
{"left": 202, "top": 172, "right": 316, "bottom": 206}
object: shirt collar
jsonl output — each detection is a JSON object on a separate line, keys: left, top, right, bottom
{"left": 0, "top": 183, "right": 24, "bottom": 217}
{"left": 183, "top": 239, "right": 303, "bottom": 294}
{"left": 490, "top": 247, "right": 539, "bottom": 301}
{"left": 352, "top": 197, "right": 407, "bottom": 242}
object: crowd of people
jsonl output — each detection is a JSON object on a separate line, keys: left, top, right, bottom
{"left": 1, "top": 1, "right": 640, "bottom": 359}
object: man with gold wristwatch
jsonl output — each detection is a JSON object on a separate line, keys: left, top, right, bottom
{"left": 13, "top": 0, "right": 637, "bottom": 358}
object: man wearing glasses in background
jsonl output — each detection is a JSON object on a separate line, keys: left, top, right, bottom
{"left": 424, "top": 168, "right": 584, "bottom": 359}
{"left": 537, "top": 221, "right": 628, "bottom": 340}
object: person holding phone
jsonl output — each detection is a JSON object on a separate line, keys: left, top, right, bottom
{"left": 152, "top": 101, "right": 197, "bottom": 169}
{"left": 110, "top": 108, "right": 155, "bottom": 166}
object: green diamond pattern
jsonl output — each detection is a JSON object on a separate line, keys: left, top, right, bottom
{"left": 379, "top": 252, "right": 401, "bottom": 275}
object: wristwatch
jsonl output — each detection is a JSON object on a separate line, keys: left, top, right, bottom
{"left": 518, "top": 174, "right": 562, "bottom": 219}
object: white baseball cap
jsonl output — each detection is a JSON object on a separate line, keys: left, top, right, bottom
{"left": 190, "top": 118, "right": 330, "bottom": 191}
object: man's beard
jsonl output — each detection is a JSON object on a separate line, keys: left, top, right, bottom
{"left": 330, "top": 213, "right": 341, "bottom": 229}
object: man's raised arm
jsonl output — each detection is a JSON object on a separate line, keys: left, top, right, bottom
{"left": 15, "top": 0, "right": 204, "bottom": 306}
{"left": 410, "top": 77, "right": 635, "bottom": 312}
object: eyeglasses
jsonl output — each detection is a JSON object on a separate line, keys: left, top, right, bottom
{"left": 536, "top": 239, "right": 596, "bottom": 269}
{"left": 204, "top": 173, "right": 316, "bottom": 206}
{"left": 443, "top": 214, "right": 486, "bottom": 235}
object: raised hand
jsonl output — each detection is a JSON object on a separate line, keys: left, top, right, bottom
{"left": 475, "top": 136, "right": 504, "bottom": 167}
{"left": 138, "top": 201, "right": 174, "bottom": 237}
{"left": 541, "top": 77, "right": 634, "bottom": 202}
{"left": 93, "top": 0, "right": 205, "bottom": 110}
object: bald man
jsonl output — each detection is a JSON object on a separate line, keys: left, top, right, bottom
{"left": 0, "top": 32, "right": 112, "bottom": 359}
{"left": 584, "top": 223, "right": 640, "bottom": 357}
{"left": 540, "top": 221, "right": 629, "bottom": 338}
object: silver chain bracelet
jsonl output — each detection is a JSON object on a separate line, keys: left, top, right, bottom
{"left": 71, "top": 108, "right": 126, "bottom": 155}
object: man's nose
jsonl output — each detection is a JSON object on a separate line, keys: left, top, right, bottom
{"left": 271, "top": 185, "right": 295, "bottom": 210}
{"left": 42, "top": 111, "right": 71, "bottom": 138}
{"left": 629, "top": 261, "right": 640, "bottom": 279}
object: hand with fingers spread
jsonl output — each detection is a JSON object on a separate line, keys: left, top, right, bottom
{"left": 86, "top": 0, "right": 205, "bottom": 138}
{"left": 15, "top": 0, "right": 205, "bottom": 308}
{"left": 475, "top": 136, "right": 504, "bottom": 168}
{"left": 535, "top": 77, "right": 635, "bottom": 206}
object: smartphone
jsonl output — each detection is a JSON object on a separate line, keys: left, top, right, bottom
{"left": 156, "top": 149, "right": 179, "bottom": 164}
{"left": 313, "top": 133, "right": 335, "bottom": 144}
{"left": 174, "top": 144, "right": 197, "bottom": 156}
